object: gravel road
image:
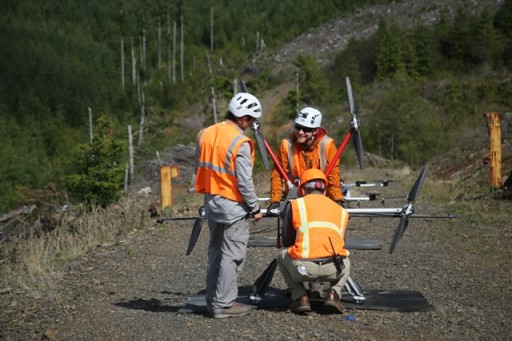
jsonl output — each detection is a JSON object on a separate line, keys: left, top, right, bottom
{"left": 1, "top": 166, "right": 511, "bottom": 341}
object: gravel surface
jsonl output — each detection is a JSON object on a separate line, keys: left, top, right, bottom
{"left": 1, "top": 167, "right": 511, "bottom": 341}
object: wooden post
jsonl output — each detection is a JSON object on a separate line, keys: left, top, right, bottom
{"left": 161, "top": 166, "right": 179, "bottom": 208}
{"left": 484, "top": 112, "right": 503, "bottom": 188}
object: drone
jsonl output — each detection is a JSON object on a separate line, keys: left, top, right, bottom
{"left": 159, "top": 77, "right": 455, "bottom": 312}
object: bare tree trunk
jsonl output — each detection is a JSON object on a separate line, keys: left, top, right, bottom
{"left": 124, "top": 163, "right": 129, "bottom": 191}
{"left": 156, "top": 151, "right": 162, "bottom": 166}
{"left": 173, "top": 21, "right": 177, "bottom": 84}
{"left": 131, "top": 37, "right": 137, "bottom": 85}
{"left": 121, "top": 37, "right": 125, "bottom": 93}
{"left": 137, "top": 78, "right": 146, "bottom": 149}
{"left": 88, "top": 107, "right": 93, "bottom": 144}
{"left": 167, "top": 14, "right": 171, "bottom": 79}
{"left": 158, "top": 17, "right": 162, "bottom": 70}
{"left": 141, "top": 28, "right": 146, "bottom": 83}
{"left": 180, "top": 13, "right": 184, "bottom": 82}
{"left": 207, "top": 54, "right": 217, "bottom": 123}
{"left": 210, "top": 6, "right": 214, "bottom": 51}
{"left": 128, "top": 125, "right": 134, "bottom": 179}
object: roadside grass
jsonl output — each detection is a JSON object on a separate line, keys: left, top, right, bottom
{"left": 0, "top": 193, "right": 156, "bottom": 294}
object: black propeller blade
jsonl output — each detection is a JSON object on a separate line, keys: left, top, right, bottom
{"left": 240, "top": 79, "right": 270, "bottom": 170}
{"left": 352, "top": 129, "right": 364, "bottom": 169}
{"left": 389, "top": 216, "right": 408, "bottom": 254}
{"left": 389, "top": 165, "right": 428, "bottom": 254}
{"left": 186, "top": 206, "right": 206, "bottom": 256}
{"left": 239, "top": 80, "right": 248, "bottom": 93}
{"left": 407, "top": 165, "right": 428, "bottom": 203}
{"left": 252, "top": 120, "right": 270, "bottom": 170}
{"left": 346, "top": 77, "right": 364, "bottom": 169}
{"left": 250, "top": 258, "right": 278, "bottom": 303}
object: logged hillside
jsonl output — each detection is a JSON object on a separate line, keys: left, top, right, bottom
{"left": 269, "top": 0, "right": 504, "bottom": 72}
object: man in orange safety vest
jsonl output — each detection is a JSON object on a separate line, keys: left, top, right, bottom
{"left": 276, "top": 168, "right": 350, "bottom": 314}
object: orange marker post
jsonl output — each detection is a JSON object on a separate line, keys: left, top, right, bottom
{"left": 160, "top": 166, "right": 180, "bottom": 208}
{"left": 484, "top": 112, "right": 502, "bottom": 188}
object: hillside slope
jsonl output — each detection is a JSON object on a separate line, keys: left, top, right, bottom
{"left": 267, "top": 0, "right": 503, "bottom": 74}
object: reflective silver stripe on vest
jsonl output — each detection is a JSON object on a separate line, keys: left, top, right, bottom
{"left": 286, "top": 138, "right": 294, "bottom": 180}
{"left": 196, "top": 131, "right": 246, "bottom": 177}
{"left": 296, "top": 198, "right": 310, "bottom": 258}
{"left": 319, "top": 136, "right": 330, "bottom": 172}
{"left": 287, "top": 136, "right": 330, "bottom": 175}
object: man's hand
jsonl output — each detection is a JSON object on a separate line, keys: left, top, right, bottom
{"left": 267, "top": 202, "right": 280, "bottom": 216}
{"left": 252, "top": 211, "right": 263, "bottom": 222}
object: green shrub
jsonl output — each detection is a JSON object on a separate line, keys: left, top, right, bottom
{"left": 64, "top": 115, "right": 125, "bottom": 209}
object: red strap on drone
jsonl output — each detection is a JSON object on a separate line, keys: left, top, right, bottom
{"left": 264, "top": 138, "right": 294, "bottom": 188}
{"left": 324, "top": 128, "right": 353, "bottom": 178}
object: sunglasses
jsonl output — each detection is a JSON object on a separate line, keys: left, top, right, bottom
{"left": 294, "top": 124, "right": 314, "bottom": 133}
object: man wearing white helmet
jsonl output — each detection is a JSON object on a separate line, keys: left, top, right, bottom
{"left": 268, "top": 106, "right": 344, "bottom": 298}
{"left": 269, "top": 107, "right": 344, "bottom": 206}
{"left": 195, "top": 92, "right": 264, "bottom": 318}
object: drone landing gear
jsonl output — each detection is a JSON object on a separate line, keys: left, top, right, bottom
{"left": 343, "top": 275, "right": 365, "bottom": 304}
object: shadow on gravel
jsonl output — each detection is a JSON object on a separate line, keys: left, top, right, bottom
{"left": 114, "top": 298, "right": 181, "bottom": 313}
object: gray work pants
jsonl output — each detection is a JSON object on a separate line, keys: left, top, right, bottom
{"left": 277, "top": 249, "right": 351, "bottom": 301}
{"left": 206, "top": 218, "right": 250, "bottom": 309}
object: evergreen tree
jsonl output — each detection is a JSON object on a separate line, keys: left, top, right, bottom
{"left": 412, "top": 26, "right": 435, "bottom": 77}
{"left": 293, "top": 54, "right": 332, "bottom": 106}
{"left": 64, "top": 115, "right": 125, "bottom": 209}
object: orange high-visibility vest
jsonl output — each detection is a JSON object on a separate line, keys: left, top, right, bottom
{"left": 195, "top": 120, "right": 255, "bottom": 202}
{"left": 283, "top": 135, "right": 334, "bottom": 182}
{"left": 288, "top": 194, "right": 350, "bottom": 259}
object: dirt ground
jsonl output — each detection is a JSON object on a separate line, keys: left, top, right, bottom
{"left": 1, "top": 165, "right": 511, "bottom": 341}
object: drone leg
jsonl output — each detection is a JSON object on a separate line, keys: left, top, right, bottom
{"left": 343, "top": 275, "right": 365, "bottom": 304}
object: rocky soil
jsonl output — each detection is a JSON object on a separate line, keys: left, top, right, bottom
{"left": 1, "top": 163, "right": 511, "bottom": 341}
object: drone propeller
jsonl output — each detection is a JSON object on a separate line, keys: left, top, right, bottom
{"left": 389, "top": 165, "right": 428, "bottom": 254}
{"left": 252, "top": 120, "right": 270, "bottom": 170}
{"left": 324, "top": 76, "right": 365, "bottom": 177}
{"left": 239, "top": 80, "right": 270, "bottom": 170}
{"left": 186, "top": 206, "right": 206, "bottom": 255}
{"left": 346, "top": 77, "right": 364, "bottom": 170}
{"left": 239, "top": 80, "right": 248, "bottom": 93}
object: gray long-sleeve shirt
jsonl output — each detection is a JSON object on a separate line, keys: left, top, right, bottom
{"left": 203, "top": 141, "right": 260, "bottom": 224}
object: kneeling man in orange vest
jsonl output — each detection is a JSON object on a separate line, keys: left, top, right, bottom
{"left": 277, "top": 168, "right": 350, "bottom": 314}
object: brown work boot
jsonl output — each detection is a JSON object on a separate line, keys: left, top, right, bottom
{"left": 212, "top": 302, "right": 256, "bottom": 319}
{"left": 289, "top": 294, "right": 311, "bottom": 314}
{"left": 324, "top": 289, "right": 345, "bottom": 314}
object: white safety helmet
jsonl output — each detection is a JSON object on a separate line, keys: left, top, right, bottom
{"left": 294, "top": 107, "right": 322, "bottom": 128}
{"left": 228, "top": 93, "right": 262, "bottom": 118}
